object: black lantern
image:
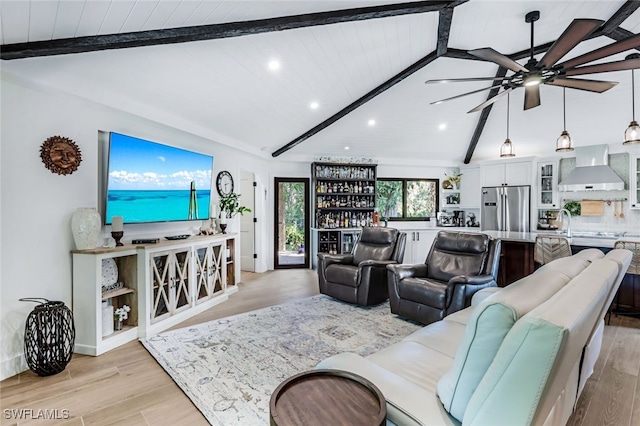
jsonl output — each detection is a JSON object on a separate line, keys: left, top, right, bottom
{"left": 20, "top": 298, "right": 75, "bottom": 376}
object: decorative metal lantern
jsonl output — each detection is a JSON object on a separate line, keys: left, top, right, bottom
{"left": 20, "top": 298, "right": 75, "bottom": 376}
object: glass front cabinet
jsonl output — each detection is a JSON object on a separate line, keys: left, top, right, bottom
{"left": 149, "top": 248, "right": 193, "bottom": 323}
{"left": 631, "top": 154, "right": 640, "bottom": 209}
{"left": 537, "top": 160, "right": 559, "bottom": 209}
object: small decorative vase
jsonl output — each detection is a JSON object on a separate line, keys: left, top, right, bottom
{"left": 102, "top": 301, "right": 114, "bottom": 337}
{"left": 71, "top": 208, "right": 101, "bottom": 250}
{"left": 114, "top": 320, "right": 123, "bottom": 331}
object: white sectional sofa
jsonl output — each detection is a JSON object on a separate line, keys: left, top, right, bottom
{"left": 316, "top": 248, "right": 632, "bottom": 425}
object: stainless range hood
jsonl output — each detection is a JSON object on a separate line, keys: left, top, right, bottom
{"left": 558, "top": 144, "right": 624, "bottom": 191}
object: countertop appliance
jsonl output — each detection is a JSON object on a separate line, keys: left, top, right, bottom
{"left": 481, "top": 186, "right": 530, "bottom": 232}
{"left": 437, "top": 211, "right": 456, "bottom": 227}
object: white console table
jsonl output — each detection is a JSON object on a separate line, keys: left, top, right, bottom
{"left": 72, "top": 233, "right": 239, "bottom": 356}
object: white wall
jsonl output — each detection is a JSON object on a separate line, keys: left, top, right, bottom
{"left": 0, "top": 76, "right": 299, "bottom": 380}
{"left": 0, "top": 75, "right": 459, "bottom": 380}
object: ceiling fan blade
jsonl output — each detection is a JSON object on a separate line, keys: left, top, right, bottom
{"left": 537, "top": 19, "right": 603, "bottom": 68}
{"left": 546, "top": 77, "right": 618, "bottom": 93}
{"left": 467, "top": 88, "right": 514, "bottom": 113}
{"left": 524, "top": 85, "right": 541, "bottom": 110}
{"left": 430, "top": 84, "right": 504, "bottom": 105}
{"left": 425, "top": 76, "right": 509, "bottom": 84}
{"left": 557, "top": 33, "right": 640, "bottom": 70}
{"left": 468, "top": 48, "right": 528, "bottom": 72}
{"left": 564, "top": 58, "right": 640, "bottom": 76}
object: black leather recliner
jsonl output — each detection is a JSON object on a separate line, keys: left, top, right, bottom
{"left": 317, "top": 227, "right": 407, "bottom": 306}
{"left": 386, "top": 231, "right": 501, "bottom": 325}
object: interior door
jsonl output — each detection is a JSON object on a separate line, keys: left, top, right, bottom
{"left": 274, "top": 178, "right": 310, "bottom": 269}
{"left": 240, "top": 171, "right": 256, "bottom": 272}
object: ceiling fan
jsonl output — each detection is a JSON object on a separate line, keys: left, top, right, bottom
{"left": 427, "top": 10, "right": 640, "bottom": 113}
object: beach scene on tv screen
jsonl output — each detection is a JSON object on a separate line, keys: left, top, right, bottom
{"left": 106, "top": 133, "right": 213, "bottom": 224}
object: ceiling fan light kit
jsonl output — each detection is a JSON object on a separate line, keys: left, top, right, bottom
{"left": 624, "top": 55, "right": 640, "bottom": 145}
{"left": 428, "top": 11, "right": 640, "bottom": 114}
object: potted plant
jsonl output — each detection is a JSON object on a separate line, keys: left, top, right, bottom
{"left": 114, "top": 304, "right": 130, "bottom": 331}
{"left": 444, "top": 172, "right": 462, "bottom": 190}
{"left": 218, "top": 192, "right": 252, "bottom": 219}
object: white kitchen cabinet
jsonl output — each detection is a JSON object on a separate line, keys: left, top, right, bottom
{"left": 459, "top": 166, "right": 481, "bottom": 208}
{"left": 404, "top": 230, "right": 438, "bottom": 264}
{"left": 536, "top": 160, "right": 560, "bottom": 209}
{"left": 481, "top": 160, "right": 532, "bottom": 187}
{"left": 631, "top": 154, "right": 640, "bottom": 209}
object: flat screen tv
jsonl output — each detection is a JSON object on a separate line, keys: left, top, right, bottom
{"left": 103, "top": 132, "right": 213, "bottom": 225}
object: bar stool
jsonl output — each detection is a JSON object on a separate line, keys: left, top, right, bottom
{"left": 534, "top": 235, "right": 572, "bottom": 267}
{"left": 610, "top": 240, "right": 640, "bottom": 320}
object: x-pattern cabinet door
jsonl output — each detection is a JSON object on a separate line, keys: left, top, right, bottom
{"left": 149, "top": 248, "right": 192, "bottom": 323}
{"left": 194, "top": 242, "right": 224, "bottom": 304}
{"left": 172, "top": 249, "right": 192, "bottom": 314}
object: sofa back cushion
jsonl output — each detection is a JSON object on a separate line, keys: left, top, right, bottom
{"left": 462, "top": 259, "right": 618, "bottom": 426}
{"left": 426, "top": 232, "right": 490, "bottom": 282}
{"left": 352, "top": 227, "right": 399, "bottom": 265}
{"left": 534, "top": 248, "right": 603, "bottom": 279}
{"left": 436, "top": 253, "right": 596, "bottom": 422}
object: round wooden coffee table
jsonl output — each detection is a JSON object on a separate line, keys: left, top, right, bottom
{"left": 270, "top": 369, "right": 386, "bottom": 426}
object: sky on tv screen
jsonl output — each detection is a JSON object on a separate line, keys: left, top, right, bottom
{"left": 106, "top": 132, "right": 213, "bottom": 224}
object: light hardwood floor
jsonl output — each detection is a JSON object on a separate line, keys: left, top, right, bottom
{"left": 2, "top": 269, "right": 639, "bottom": 426}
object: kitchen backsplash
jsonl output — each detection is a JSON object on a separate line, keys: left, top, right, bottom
{"left": 559, "top": 153, "right": 639, "bottom": 233}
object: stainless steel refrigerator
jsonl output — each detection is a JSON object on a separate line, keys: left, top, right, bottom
{"left": 481, "top": 186, "right": 530, "bottom": 232}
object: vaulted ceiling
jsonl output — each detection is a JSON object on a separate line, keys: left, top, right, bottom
{"left": 2, "top": 1, "right": 640, "bottom": 165}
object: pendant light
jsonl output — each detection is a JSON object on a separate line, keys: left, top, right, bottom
{"left": 556, "top": 88, "right": 574, "bottom": 152}
{"left": 624, "top": 54, "right": 640, "bottom": 145}
{"left": 500, "top": 93, "right": 515, "bottom": 157}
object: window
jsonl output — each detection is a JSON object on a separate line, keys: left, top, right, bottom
{"left": 376, "top": 179, "right": 439, "bottom": 220}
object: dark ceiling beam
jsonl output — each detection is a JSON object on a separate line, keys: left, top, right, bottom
{"left": 437, "top": 7, "right": 454, "bottom": 56}
{"left": 1, "top": 1, "right": 457, "bottom": 60}
{"left": 601, "top": 0, "right": 640, "bottom": 34}
{"left": 463, "top": 66, "right": 508, "bottom": 164}
{"left": 444, "top": 48, "right": 490, "bottom": 61}
{"left": 272, "top": 51, "right": 439, "bottom": 157}
{"left": 605, "top": 27, "right": 640, "bottom": 53}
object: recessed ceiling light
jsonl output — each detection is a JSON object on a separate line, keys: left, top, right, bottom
{"left": 368, "top": 119, "right": 376, "bottom": 126}
{"left": 439, "top": 123, "right": 447, "bottom": 130}
{"left": 310, "top": 101, "right": 319, "bottom": 110}
{"left": 268, "top": 60, "right": 280, "bottom": 71}
{"left": 344, "top": 146, "right": 350, "bottom": 150}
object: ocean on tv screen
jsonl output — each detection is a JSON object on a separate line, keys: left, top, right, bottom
{"left": 106, "top": 189, "right": 211, "bottom": 223}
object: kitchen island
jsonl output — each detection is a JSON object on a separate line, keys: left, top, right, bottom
{"left": 480, "top": 230, "right": 636, "bottom": 286}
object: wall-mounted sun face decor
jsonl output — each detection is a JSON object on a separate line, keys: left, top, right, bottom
{"left": 40, "top": 136, "right": 82, "bottom": 176}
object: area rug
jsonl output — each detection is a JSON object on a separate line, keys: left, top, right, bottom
{"left": 140, "top": 295, "right": 421, "bottom": 425}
